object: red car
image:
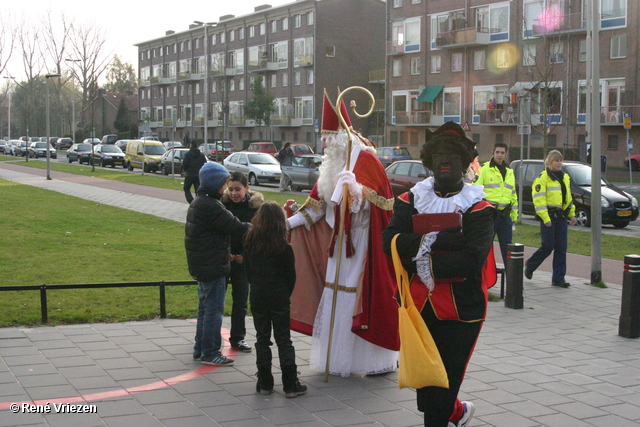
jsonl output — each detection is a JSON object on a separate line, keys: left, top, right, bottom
{"left": 385, "top": 160, "right": 432, "bottom": 197}
{"left": 624, "top": 153, "right": 640, "bottom": 171}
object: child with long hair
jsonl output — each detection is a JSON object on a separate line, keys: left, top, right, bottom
{"left": 243, "top": 202, "right": 307, "bottom": 398}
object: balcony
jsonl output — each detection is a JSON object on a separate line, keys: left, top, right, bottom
{"left": 531, "top": 11, "right": 586, "bottom": 37}
{"left": 472, "top": 105, "right": 519, "bottom": 125}
{"left": 225, "top": 68, "right": 237, "bottom": 76}
{"left": 294, "top": 55, "right": 313, "bottom": 67}
{"left": 369, "top": 69, "right": 385, "bottom": 84}
{"left": 163, "top": 118, "right": 173, "bottom": 126}
{"left": 387, "top": 41, "right": 405, "bottom": 55}
{"left": 194, "top": 117, "right": 204, "bottom": 126}
{"left": 149, "top": 120, "right": 162, "bottom": 128}
{"left": 138, "top": 78, "right": 150, "bottom": 87}
{"left": 436, "top": 27, "right": 490, "bottom": 49}
{"left": 177, "top": 72, "right": 201, "bottom": 82}
{"left": 581, "top": 106, "right": 640, "bottom": 126}
{"left": 392, "top": 111, "right": 445, "bottom": 126}
{"left": 175, "top": 120, "right": 186, "bottom": 128}
{"left": 158, "top": 76, "right": 176, "bottom": 85}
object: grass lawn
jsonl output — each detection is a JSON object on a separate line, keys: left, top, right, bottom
{"left": 2, "top": 157, "right": 638, "bottom": 326}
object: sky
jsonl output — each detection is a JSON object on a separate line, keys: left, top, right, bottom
{"left": 3, "top": 0, "right": 293, "bottom": 80}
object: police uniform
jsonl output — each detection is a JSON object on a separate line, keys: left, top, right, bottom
{"left": 525, "top": 168, "right": 576, "bottom": 286}
{"left": 474, "top": 158, "right": 518, "bottom": 266}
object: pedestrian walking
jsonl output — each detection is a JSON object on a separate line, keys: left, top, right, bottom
{"left": 182, "top": 142, "right": 206, "bottom": 204}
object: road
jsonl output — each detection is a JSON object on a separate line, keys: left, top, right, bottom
{"left": 12, "top": 152, "right": 640, "bottom": 238}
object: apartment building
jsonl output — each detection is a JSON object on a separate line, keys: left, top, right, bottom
{"left": 386, "top": 0, "right": 639, "bottom": 166}
{"left": 135, "top": 0, "right": 385, "bottom": 151}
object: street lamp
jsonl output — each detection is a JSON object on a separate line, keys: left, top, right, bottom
{"left": 46, "top": 73, "right": 62, "bottom": 180}
{"left": 65, "top": 59, "right": 81, "bottom": 143}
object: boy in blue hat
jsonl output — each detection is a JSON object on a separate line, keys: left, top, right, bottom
{"left": 185, "top": 162, "right": 251, "bottom": 365}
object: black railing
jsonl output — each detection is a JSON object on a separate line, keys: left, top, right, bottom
{"left": 0, "top": 280, "right": 197, "bottom": 323}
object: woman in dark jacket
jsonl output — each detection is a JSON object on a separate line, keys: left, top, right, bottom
{"left": 382, "top": 122, "right": 496, "bottom": 427}
{"left": 182, "top": 142, "right": 206, "bottom": 204}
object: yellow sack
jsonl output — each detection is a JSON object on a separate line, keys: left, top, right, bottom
{"left": 391, "top": 234, "right": 449, "bottom": 390}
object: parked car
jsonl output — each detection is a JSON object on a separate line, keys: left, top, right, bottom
{"left": 159, "top": 148, "right": 190, "bottom": 176}
{"left": 6, "top": 140, "right": 20, "bottom": 155}
{"left": 115, "top": 139, "right": 129, "bottom": 152}
{"left": 28, "top": 142, "right": 57, "bottom": 159}
{"left": 280, "top": 154, "right": 322, "bottom": 191}
{"left": 140, "top": 136, "right": 159, "bottom": 141}
{"left": 55, "top": 138, "right": 73, "bottom": 150}
{"left": 377, "top": 146, "right": 412, "bottom": 168}
{"left": 67, "top": 143, "right": 93, "bottom": 164}
{"left": 125, "top": 140, "right": 166, "bottom": 172}
{"left": 49, "top": 137, "right": 59, "bottom": 146}
{"left": 83, "top": 138, "right": 101, "bottom": 145}
{"left": 0, "top": 140, "right": 6, "bottom": 154}
{"left": 385, "top": 160, "right": 432, "bottom": 197}
{"left": 14, "top": 141, "right": 29, "bottom": 156}
{"left": 624, "top": 153, "right": 640, "bottom": 171}
{"left": 223, "top": 151, "right": 281, "bottom": 185}
{"left": 92, "top": 144, "right": 126, "bottom": 168}
{"left": 199, "top": 141, "right": 233, "bottom": 161}
{"left": 28, "top": 137, "right": 39, "bottom": 144}
{"left": 101, "top": 134, "right": 118, "bottom": 145}
{"left": 511, "top": 159, "right": 639, "bottom": 228}
{"left": 290, "top": 143, "right": 314, "bottom": 156}
{"left": 163, "top": 141, "right": 183, "bottom": 150}
{"left": 246, "top": 142, "right": 277, "bottom": 156}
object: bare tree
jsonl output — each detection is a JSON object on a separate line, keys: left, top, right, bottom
{"left": 0, "top": 13, "right": 17, "bottom": 77}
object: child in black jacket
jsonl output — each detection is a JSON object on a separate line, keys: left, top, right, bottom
{"left": 243, "top": 202, "right": 307, "bottom": 398}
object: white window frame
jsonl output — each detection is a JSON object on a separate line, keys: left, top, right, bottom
{"left": 430, "top": 55, "right": 441, "bottom": 73}
{"left": 294, "top": 15, "right": 301, "bottom": 28}
{"left": 307, "top": 69, "right": 314, "bottom": 84}
{"left": 549, "top": 41, "right": 564, "bottom": 63}
{"left": 452, "top": 52, "right": 463, "bottom": 72}
{"left": 271, "top": 20, "right": 277, "bottom": 33}
{"left": 307, "top": 11, "right": 314, "bottom": 26}
{"left": 294, "top": 71, "right": 301, "bottom": 86}
{"left": 282, "top": 17, "right": 289, "bottom": 31}
{"left": 522, "top": 44, "right": 536, "bottom": 66}
{"left": 610, "top": 34, "right": 627, "bottom": 59}
{"left": 473, "top": 50, "right": 485, "bottom": 70}
{"left": 410, "top": 57, "right": 420, "bottom": 75}
{"left": 579, "top": 39, "right": 587, "bottom": 61}
{"left": 393, "top": 0, "right": 402, "bottom": 8}
{"left": 392, "top": 59, "right": 402, "bottom": 77}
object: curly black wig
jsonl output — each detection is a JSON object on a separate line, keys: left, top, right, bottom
{"left": 420, "top": 121, "right": 477, "bottom": 170}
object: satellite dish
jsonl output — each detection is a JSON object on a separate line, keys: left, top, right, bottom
{"left": 418, "top": 85, "right": 426, "bottom": 92}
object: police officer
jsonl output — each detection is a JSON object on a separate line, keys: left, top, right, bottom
{"left": 524, "top": 150, "right": 577, "bottom": 287}
{"left": 474, "top": 142, "right": 518, "bottom": 268}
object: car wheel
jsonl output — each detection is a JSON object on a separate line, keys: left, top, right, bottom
{"left": 612, "top": 221, "right": 630, "bottom": 228}
{"left": 161, "top": 165, "right": 168, "bottom": 175}
{"left": 68, "top": 156, "right": 72, "bottom": 163}
{"left": 128, "top": 163, "right": 134, "bottom": 171}
{"left": 249, "top": 173, "right": 259, "bottom": 186}
{"left": 575, "top": 207, "right": 591, "bottom": 227}
{"left": 631, "top": 160, "right": 639, "bottom": 172}
{"left": 101, "top": 160, "right": 106, "bottom": 167}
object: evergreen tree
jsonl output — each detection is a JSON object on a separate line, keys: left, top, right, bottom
{"left": 113, "top": 98, "right": 131, "bottom": 133}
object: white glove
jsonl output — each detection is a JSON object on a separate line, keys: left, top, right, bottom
{"left": 330, "top": 170, "right": 363, "bottom": 212}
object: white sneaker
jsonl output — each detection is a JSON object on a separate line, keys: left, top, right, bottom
{"left": 457, "top": 401, "right": 475, "bottom": 427}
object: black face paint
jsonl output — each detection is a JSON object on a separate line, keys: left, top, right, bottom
{"left": 432, "top": 147, "right": 464, "bottom": 194}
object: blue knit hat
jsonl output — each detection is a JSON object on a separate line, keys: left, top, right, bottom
{"left": 199, "top": 162, "right": 229, "bottom": 194}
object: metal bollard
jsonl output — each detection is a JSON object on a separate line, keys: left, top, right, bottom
{"left": 619, "top": 255, "right": 640, "bottom": 338}
{"left": 505, "top": 243, "right": 524, "bottom": 309}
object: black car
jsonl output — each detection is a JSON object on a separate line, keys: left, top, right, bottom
{"left": 511, "top": 159, "right": 639, "bottom": 228}
{"left": 28, "top": 142, "right": 57, "bottom": 159}
{"left": 92, "top": 144, "right": 126, "bottom": 168}
{"left": 55, "top": 138, "right": 73, "bottom": 150}
{"left": 159, "top": 148, "right": 190, "bottom": 176}
{"left": 67, "top": 143, "right": 93, "bottom": 164}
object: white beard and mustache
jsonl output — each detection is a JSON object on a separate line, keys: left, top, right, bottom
{"left": 317, "top": 130, "right": 376, "bottom": 203}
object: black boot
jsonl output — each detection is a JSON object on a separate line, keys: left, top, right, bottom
{"left": 281, "top": 365, "right": 307, "bottom": 398}
{"left": 256, "top": 363, "right": 274, "bottom": 395}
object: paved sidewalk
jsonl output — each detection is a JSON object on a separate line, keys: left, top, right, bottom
{"left": 1, "top": 162, "right": 640, "bottom": 426}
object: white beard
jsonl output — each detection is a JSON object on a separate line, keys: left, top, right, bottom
{"left": 317, "top": 130, "right": 376, "bottom": 202}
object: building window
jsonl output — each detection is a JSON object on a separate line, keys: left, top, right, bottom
{"left": 212, "top": 34, "right": 216, "bottom": 46}
{"left": 549, "top": 42, "right": 564, "bottom": 63}
{"left": 496, "top": 45, "right": 512, "bottom": 68}
{"left": 195, "top": 38, "right": 199, "bottom": 49}
{"left": 212, "top": 81, "right": 216, "bottom": 93}
{"left": 221, "top": 32, "right": 225, "bottom": 44}
{"left": 476, "top": 3, "right": 509, "bottom": 39}
{"left": 473, "top": 50, "right": 485, "bottom": 70}
{"left": 326, "top": 45, "right": 335, "bottom": 57}
{"left": 260, "top": 23, "right": 266, "bottom": 35}
{"left": 271, "top": 74, "right": 277, "bottom": 88}
{"left": 307, "top": 11, "right": 314, "bottom": 26}
{"left": 393, "top": 0, "right": 402, "bottom": 7}
{"left": 579, "top": 39, "right": 587, "bottom": 61}
{"left": 249, "top": 25, "right": 255, "bottom": 38}
{"left": 392, "top": 59, "right": 402, "bottom": 77}
{"left": 601, "top": 0, "right": 627, "bottom": 28}
{"left": 196, "top": 83, "right": 200, "bottom": 95}
{"left": 282, "top": 72, "right": 288, "bottom": 87}
{"left": 229, "top": 30, "right": 235, "bottom": 42}
{"left": 239, "top": 27, "right": 245, "bottom": 40}
{"left": 410, "top": 57, "right": 420, "bottom": 75}
{"left": 239, "top": 77, "right": 244, "bottom": 91}
{"left": 430, "top": 55, "right": 441, "bottom": 73}
{"left": 282, "top": 17, "right": 289, "bottom": 31}
{"left": 392, "top": 17, "right": 421, "bottom": 54}
{"left": 411, "top": 0, "right": 420, "bottom": 3}
{"left": 173, "top": 87, "right": 177, "bottom": 96}
{"left": 608, "top": 134, "right": 618, "bottom": 150}
{"left": 610, "top": 35, "right": 627, "bottom": 59}
{"left": 188, "top": 40, "right": 192, "bottom": 50}
{"left": 230, "top": 79, "right": 235, "bottom": 91}
{"left": 294, "top": 71, "right": 301, "bottom": 85}
{"left": 307, "top": 70, "right": 314, "bottom": 84}
{"left": 523, "top": 44, "right": 536, "bottom": 66}
{"left": 294, "top": 15, "right": 301, "bottom": 28}
{"left": 452, "top": 52, "right": 463, "bottom": 72}
{"left": 271, "top": 20, "right": 277, "bottom": 33}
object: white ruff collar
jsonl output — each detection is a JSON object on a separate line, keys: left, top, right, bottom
{"left": 411, "top": 177, "right": 485, "bottom": 214}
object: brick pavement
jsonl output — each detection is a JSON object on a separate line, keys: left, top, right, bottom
{"left": 1, "top": 161, "right": 639, "bottom": 426}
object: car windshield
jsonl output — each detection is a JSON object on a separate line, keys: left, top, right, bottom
{"left": 248, "top": 153, "right": 279, "bottom": 165}
{"left": 393, "top": 148, "right": 410, "bottom": 156}
{"left": 295, "top": 145, "right": 312, "bottom": 154}
{"left": 145, "top": 145, "right": 166, "bottom": 155}
{"left": 78, "top": 144, "right": 91, "bottom": 151}
{"left": 35, "top": 143, "right": 47, "bottom": 148}
{"left": 101, "top": 146, "right": 121, "bottom": 153}
{"left": 564, "top": 164, "right": 606, "bottom": 186}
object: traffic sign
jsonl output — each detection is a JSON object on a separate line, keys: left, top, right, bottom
{"left": 624, "top": 114, "right": 631, "bottom": 129}
{"left": 462, "top": 120, "right": 470, "bottom": 131}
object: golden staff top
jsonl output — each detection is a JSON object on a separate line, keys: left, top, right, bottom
{"left": 335, "top": 86, "right": 376, "bottom": 170}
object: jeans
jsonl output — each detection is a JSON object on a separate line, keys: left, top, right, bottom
{"left": 184, "top": 175, "right": 200, "bottom": 204}
{"left": 526, "top": 217, "right": 568, "bottom": 283}
{"left": 227, "top": 262, "right": 249, "bottom": 344}
{"left": 194, "top": 277, "right": 226, "bottom": 358}
{"left": 252, "top": 302, "right": 296, "bottom": 369}
{"left": 493, "top": 211, "right": 513, "bottom": 268}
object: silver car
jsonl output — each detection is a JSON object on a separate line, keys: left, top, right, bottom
{"left": 223, "top": 151, "right": 281, "bottom": 186}
{"left": 280, "top": 154, "right": 322, "bottom": 191}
